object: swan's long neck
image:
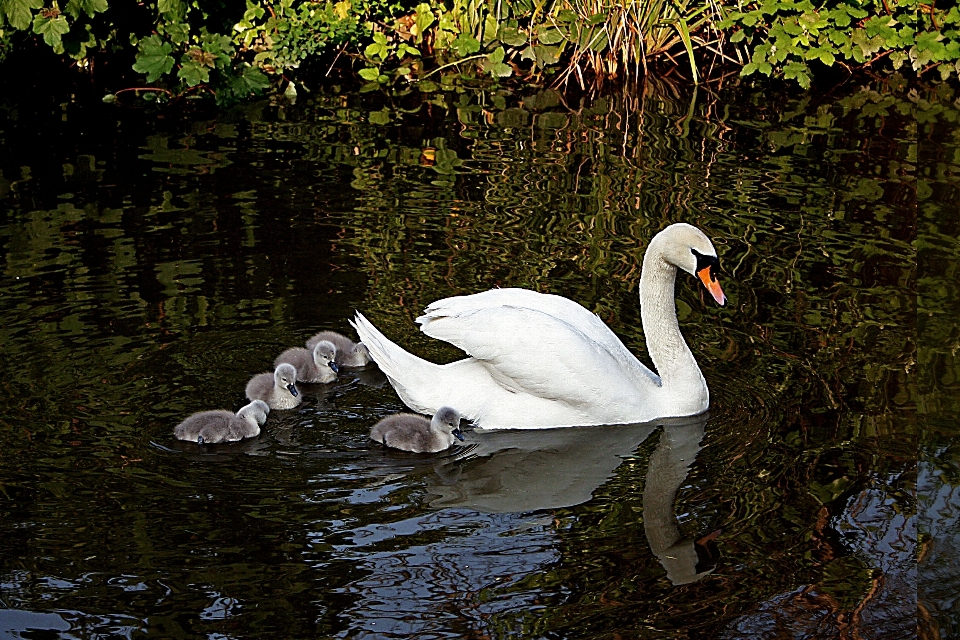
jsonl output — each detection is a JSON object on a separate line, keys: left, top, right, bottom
{"left": 639, "top": 248, "right": 703, "bottom": 392}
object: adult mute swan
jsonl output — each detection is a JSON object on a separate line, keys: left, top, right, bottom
{"left": 352, "top": 223, "right": 726, "bottom": 429}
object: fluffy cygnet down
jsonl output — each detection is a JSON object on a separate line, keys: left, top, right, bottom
{"left": 306, "top": 330, "right": 371, "bottom": 368}
{"left": 174, "top": 399, "right": 270, "bottom": 444}
{"left": 245, "top": 362, "right": 301, "bottom": 410}
{"left": 274, "top": 340, "right": 339, "bottom": 384}
{"left": 369, "top": 406, "right": 464, "bottom": 453}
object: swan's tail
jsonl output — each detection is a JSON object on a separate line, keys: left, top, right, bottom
{"left": 350, "top": 312, "right": 439, "bottom": 415}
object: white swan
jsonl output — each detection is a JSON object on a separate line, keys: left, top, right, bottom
{"left": 351, "top": 223, "right": 726, "bottom": 429}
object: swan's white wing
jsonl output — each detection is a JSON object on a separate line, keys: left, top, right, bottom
{"left": 418, "top": 306, "right": 658, "bottom": 410}
{"left": 419, "top": 288, "right": 658, "bottom": 384}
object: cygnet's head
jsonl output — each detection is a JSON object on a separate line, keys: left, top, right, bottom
{"left": 274, "top": 363, "right": 299, "bottom": 397}
{"left": 312, "top": 340, "right": 339, "bottom": 373}
{"left": 240, "top": 399, "right": 270, "bottom": 424}
{"left": 434, "top": 406, "right": 464, "bottom": 442}
{"left": 651, "top": 223, "right": 725, "bottom": 306}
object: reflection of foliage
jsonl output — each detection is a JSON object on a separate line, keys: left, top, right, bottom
{"left": 0, "top": 79, "right": 940, "bottom": 636}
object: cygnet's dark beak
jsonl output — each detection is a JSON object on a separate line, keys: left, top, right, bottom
{"left": 287, "top": 384, "right": 299, "bottom": 397}
{"left": 452, "top": 427, "right": 465, "bottom": 442}
{"left": 329, "top": 362, "right": 340, "bottom": 373}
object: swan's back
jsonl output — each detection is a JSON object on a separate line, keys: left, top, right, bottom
{"left": 417, "top": 288, "right": 658, "bottom": 386}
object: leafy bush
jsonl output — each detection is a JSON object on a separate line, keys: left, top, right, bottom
{"left": 0, "top": 0, "right": 955, "bottom": 98}
{"left": 719, "top": 0, "right": 960, "bottom": 88}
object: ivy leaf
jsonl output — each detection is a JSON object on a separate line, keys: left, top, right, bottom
{"left": 483, "top": 46, "right": 512, "bottom": 77}
{"left": 4, "top": 0, "right": 43, "bottom": 31}
{"left": 33, "top": 11, "right": 70, "bottom": 49}
{"left": 533, "top": 43, "right": 562, "bottom": 66}
{"left": 132, "top": 34, "right": 175, "bottom": 82}
{"left": 537, "top": 25, "right": 564, "bottom": 45}
{"left": 499, "top": 25, "right": 528, "bottom": 47}
{"left": 452, "top": 32, "right": 480, "bottom": 56}
{"left": 178, "top": 58, "right": 210, "bottom": 86}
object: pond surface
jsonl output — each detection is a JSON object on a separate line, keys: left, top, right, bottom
{"left": 0, "top": 80, "right": 954, "bottom": 638}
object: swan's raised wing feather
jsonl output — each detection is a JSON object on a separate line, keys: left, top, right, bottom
{"left": 418, "top": 306, "right": 657, "bottom": 410}
{"left": 419, "top": 288, "right": 658, "bottom": 385}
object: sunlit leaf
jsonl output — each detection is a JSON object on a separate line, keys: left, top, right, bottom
{"left": 132, "top": 35, "right": 175, "bottom": 82}
{"left": 3, "top": 0, "right": 43, "bottom": 31}
{"left": 32, "top": 12, "right": 69, "bottom": 48}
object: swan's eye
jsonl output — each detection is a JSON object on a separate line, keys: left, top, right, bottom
{"left": 691, "top": 248, "right": 720, "bottom": 281}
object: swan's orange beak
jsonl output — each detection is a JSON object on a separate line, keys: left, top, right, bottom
{"left": 697, "top": 266, "right": 726, "bottom": 306}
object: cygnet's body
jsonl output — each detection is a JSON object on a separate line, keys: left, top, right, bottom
{"left": 245, "top": 362, "right": 301, "bottom": 410}
{"left": 369, "top": 406, "right": 464, "bottom": 453}
{"left": 306, "top": 331, "right": 371, "bottom": 368}
{"left": 274, "top": 341, "right": 339, "bottom": 384}
{"left": 174, "top": 400, "right": 269, "bottom": 444}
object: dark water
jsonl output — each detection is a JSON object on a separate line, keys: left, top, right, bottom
{"left": 0, "top": 80, "right": 951, "bottom": 638}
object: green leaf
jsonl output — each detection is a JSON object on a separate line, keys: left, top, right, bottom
{"left": 499, "top": 25, "right": 527, "bottom": 47}
{"left": 3, "top": 0, "right": 43, "bottom": 31}
{"left": 741, "top": 61, "right": 759, "bottom": 76}
{"left": 819, "top": 50, "right": 835, "bottom": 66}
{"left": 533, "top": 43, "right": 562, "bottom": 66}
{"left": 483, "top": 47, "right": 512, "bottom": 77}
{"left": 783, "top": 60, "right": 811, "bottom": 88}
{"left": 452, "top": 33, "right": 480, "bottom": 56}
{"left": 32, "top": 13, "right": 70, "bottom": 48}
{"left": 163, "top": 21, "right": 190, "bottom": 44}
{"left": 65, "top": 0, "right": 106, "bottom": 19}
{"left": 358, "top": 67, "right": 380, "bottom": 81}
{"left": 177, "top": 59, "right": 210, "bottom": 86}
{"left": 234, "top": 65, "right": 270, "bottom": 93}
{"left": 158, "top": 0, "right": 186, "bottom": 21}
{"left": 537, "top": 26, "right": 564, "bottom": 45}
{"left": 412, "top": 3, "right": 433, "bottom": 43}
{"left": 829, "top": 9, "right": 851, "bottom": 28}
{"left": 731, "top": 29, "right": 746, "bottom": 43}
{"left": 369, "top": 108, "right": 391, "bottom": 124}
{"left": 132, "top": 35, "right": 175, "bottom": 82}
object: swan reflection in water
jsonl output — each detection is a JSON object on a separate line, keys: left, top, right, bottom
{"left": 424, "top": 414, "right": 717, "bottom": 585}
